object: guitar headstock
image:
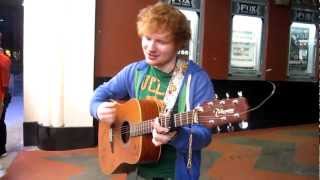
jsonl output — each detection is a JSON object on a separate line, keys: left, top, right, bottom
{"left": 196, "top": 92, "right": 249, "bottom": 132}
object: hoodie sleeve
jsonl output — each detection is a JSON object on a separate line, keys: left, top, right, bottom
{"left": 169, "top": 70, "right": 214, "bottom": 151}
{"left": 89, "top": 63, "right": 136, "bottom": 120}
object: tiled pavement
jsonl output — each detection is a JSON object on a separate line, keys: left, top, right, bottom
{"left": 1, "top": 122, "right": 317, "bottom": 180}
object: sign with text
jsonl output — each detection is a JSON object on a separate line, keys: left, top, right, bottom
{"left": 289, "top": 26, "right": 309, "bottom": 71}
{"left": 231, "top": 31, "right": 256, "bottom": 68}
{"left": 163, "top": 0, "right": 200, "bottom": 10}
{"left": 293, "top": 9, "right": 318, "bottom": 23}
{"left": 232, "top": 1, "right": 264, "bottom": 17}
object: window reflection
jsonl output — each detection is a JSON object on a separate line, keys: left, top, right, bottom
{"left": 178, "top": 9, "right": 199, "bottom": 63}
{"left": 288, "top": 22, "right": 316, "bottom": 77}
{"left": 230, "top": 15, "right": 262, "bottom": 75}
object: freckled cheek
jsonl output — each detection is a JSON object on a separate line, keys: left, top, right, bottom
{"left": 141, "top": 40, "right": 147, "bottom": 50}
{"left": 142, "top": 42, "right": 152, "bottom": 52}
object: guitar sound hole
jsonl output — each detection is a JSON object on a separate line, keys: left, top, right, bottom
{"left": 121, "top": 121, "right": 130, "bottom": 143}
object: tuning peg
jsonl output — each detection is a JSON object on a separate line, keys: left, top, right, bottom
{"left": 238, "top": 121, "right": 248, "bottom": 129}
{"left": 225, "top": 93, "right": 230, "bottom": 99}
{"left": 237, "top": 91, "right": 243, "bottom": 97}
{"left": 219, "top": 100, "right": 225, "bottom": 105}
{"left": 208, "top": 119, "right": 215, "bottom": 124}
{"left": 232, "top": 99, "right": 239, "bottom": 104}
{"left": 233, "top": 113, "right": 240, "bottom": 118}
{"left": 227, "top": 123, "right": 234, "bottom": 132}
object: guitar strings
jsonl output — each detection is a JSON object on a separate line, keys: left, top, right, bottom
{"left": 115, "top": 115, "right": 243, "bottom": 136}
{"left": 116, "top": 110, "right": 247, "bottom": 135}
{"left": 117, "top": 112, "right": 247, "bottom": 135}
{"left": 114, "top": 82, "right": 276, "bottom": 136}
{"left": 116, "top": 106, "right": 259, "bottom": 135}
{"left": 113, "top": 110, "right": 249, "bottom": 137}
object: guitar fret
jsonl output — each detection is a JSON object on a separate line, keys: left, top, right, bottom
{"left": 187, "top": 113, "right": 189, "bottom": 125}
{"left": 142, "top": 121, "right": 144, "bottom": 134}
{"left": 144, "top": 121, "right": 149, "bottom": 135}
{"left": 139, "top": 123, "right": 141, "bottom": 135}
{"left": 183, "top": 112, "right": 186, "bottom": 125}
{"left": 128, "top": 96, "right": 247, "bottom": 136}
{"left": 131, "top": 126, "right": 133, "bottom": 136}
{"left": 164, "top": 115, "right": 168, "bottom": 127}
{"left": 182, "top": 113, "right": 185, "bottom": 126}
{"left": 173, "top": 114, "right": 179, "bottom": 127}
{"left": 149, "top": 121, "right": 151, "bottom": 134}
{"left": 131, "top": 111, "right": 199, "bottom": 135}
{"left": 186, "top": 112, "right": 189, "bottom": 125}
{"left": 146, "top": 121, "right": 148, "bottom": 134}
{"left": 134, "top": 124, "right": 136, "bottom": 136}
{"left": 175, "top": 114, "right": 178, "bottom": 126}
{"left": 131, "top": 124, "right": 135, "bottom": 136}
{"left": 136, "top": 124, "right": 138, "bottom": 136}
{"left": 181, "top": 113, "right": 184, "bottom": 126}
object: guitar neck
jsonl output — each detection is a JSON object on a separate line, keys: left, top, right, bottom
{"left": 130, "top": 111, "right": 194, "bottom": 137}
{"left": 129, "top": 97, "right": 249, "bottom": 137}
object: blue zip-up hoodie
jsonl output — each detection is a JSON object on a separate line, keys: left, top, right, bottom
{"left": 90, "top": 60, "right": 214, "bottom": 180}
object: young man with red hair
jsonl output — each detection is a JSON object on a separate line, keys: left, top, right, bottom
{"left": 90, "top": 2, "right": 214, "bottom": 179}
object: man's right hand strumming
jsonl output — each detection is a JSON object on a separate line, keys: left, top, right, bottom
{"left": 97, "top": 101, "right": 117, "bottom": 125}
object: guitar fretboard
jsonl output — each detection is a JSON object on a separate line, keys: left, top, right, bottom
{"left": 129, "top": 111, "right": 195, "bottom": 137}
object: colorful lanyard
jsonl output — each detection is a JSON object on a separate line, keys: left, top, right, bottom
{"left": 162, "top": 58, "right": 188, "bottom": 113}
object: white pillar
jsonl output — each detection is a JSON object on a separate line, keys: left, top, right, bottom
{"left": 23, "top": 0, "right": 95, "bottom": 127}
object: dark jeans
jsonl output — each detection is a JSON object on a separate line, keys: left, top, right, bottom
{"left": 0, "top": 92, "right": 11, "bottom": 154}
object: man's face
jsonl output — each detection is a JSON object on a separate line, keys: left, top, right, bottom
{"left": 141, "top": 31, "right": 178, "bottom": 71}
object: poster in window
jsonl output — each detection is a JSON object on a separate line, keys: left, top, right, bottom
{"left": 289, "top": 27, "right": 309, "bottom": 71}
{"left": 231, "top": 31, "right": 256, "bottom": 68}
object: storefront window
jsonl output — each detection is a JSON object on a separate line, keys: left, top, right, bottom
{"left": 229, "top": 15, "right": 263, "bottom": 75}
{"left": 178, "top": 9, "right": 199, "bottom": 63}
{"left": 288, "top": 1, "right": 318, "bottom": 81}
{"left": 164, "top": 0, "right": 202, "bottom": 63}
{"left": 287, "top": 23, "right": 317, "bottom": 80}
{"left": 229, "top": 0, "right": 265, "bottom": 78}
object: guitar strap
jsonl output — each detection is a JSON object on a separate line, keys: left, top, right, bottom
{"left": 162, "top": 57, "right": 188, "bottom": 113}
{"left": 163, "top": 58, "right": 194, "bottom": 170}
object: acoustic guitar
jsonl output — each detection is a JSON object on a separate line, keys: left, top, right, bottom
{"left": 98, "top": 96, "right": 249, "bottom": 175}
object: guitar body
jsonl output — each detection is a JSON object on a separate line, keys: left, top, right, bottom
{"left": 98, "top": 99, "right": 161, "bottom": 174}
{"left": 98, "top": 96, "right": 250, "bottom": 175}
